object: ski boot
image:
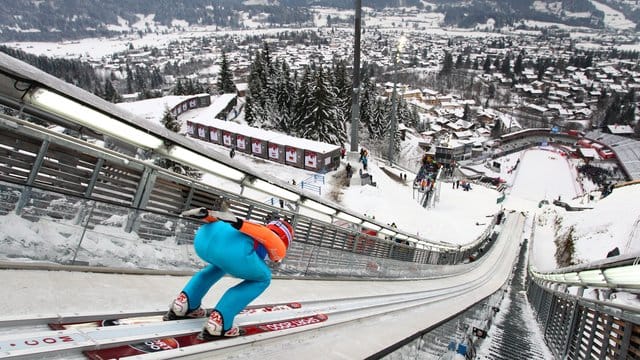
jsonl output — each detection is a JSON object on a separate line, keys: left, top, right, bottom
{"left": 163, "top": 292, "right": 206, "bottom": 321}
{"left": 198, "top": 310, "right": 241, "bottom": 340}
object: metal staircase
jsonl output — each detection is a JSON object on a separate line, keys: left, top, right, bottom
{"left": 479, "top": 239, "right": 550, "bottom": 359}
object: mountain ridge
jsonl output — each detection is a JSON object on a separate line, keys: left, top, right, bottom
{"left": 0, "top": 0, "right": 637, "bottom": 42}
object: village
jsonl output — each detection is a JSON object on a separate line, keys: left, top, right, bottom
{"left": 20, "top": 6, "right": 636, "bottom": 171}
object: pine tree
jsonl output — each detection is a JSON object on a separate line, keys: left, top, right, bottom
{"left": 603, "top": 93, "right": 622, "bottom": 127}
{"left": 103, "top": 79, "right": 121, "bottom": 103}
{"left": 454, "top": 54, "right": 463, "bottom": 69}
{"left": 440, "top": 51, "right": 453, "bottom": 76}
{"left": 514, "top": 53, "right": 523, "bottom": 75}
{"left": 332, "top": 60, "right": 352, "bottom": 126}
{"left": 491, "top": 120, "right": 503, "bottom": 138}
{"left": 384, "top": 97, "right": 402, "bottom": 154}
{"left": 245, "top": 50, "right": 268, "bottom": 126}
{"left": 155, "top": 109, "right": 202, "bottom": 180}
{"left": 501, "top": 56, "right": 511, "bottom": 76}
{"left": 368, "top": 98, "right": 386, "bottom": 139}
{"left": 126, "top": 64, "right": 134, "bottom": 93}
{"left": 216, "top": 50, "right": 236, "bottom": 94}
{"left": 291, "top": 66, "right": 314, "bottom": 135}
{"left": 298, "top": 67, "right": 345, "bottom": 145}
{"left": 396, "top": 99, "right": 412, "bottom": 127}
{"left": 160, "top": 108, "right": 181, "bottom": 132}
{"left": 358, "top": 75, "right": 375, "bottom": 137}
{"left": 150, "top": 67, "right": 163, "bottom": 89}
{"left": 483, "top": 56, "right": 491, "bottom": 73}
{"left": 273, "top": 60, "right": 297, "bottom": 132}
{"left": 173, "top": 79, "right": 184, "bottom": 95}
{"left": 621, "top": 89, "right": 636, "bottom": 125}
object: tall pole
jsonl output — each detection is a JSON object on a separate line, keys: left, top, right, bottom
{"left": 349, "top": 0, "right": 362, "bottom": 152}
{"left": 387, "top": 49, "right": 399, "bottom": 165}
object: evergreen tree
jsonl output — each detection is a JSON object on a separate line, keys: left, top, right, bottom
{"left": 488, "top": 83, "right": 496, "bottom": 99}
{"left": 603, "top": 93, "right": 622, "bottom": 127}
{"left": 501, "top": 56, "right": 511, "bottom": 76}
{"left": 134, "top": 65, "right": 147, "bottom": 92}
{"left": 514, "top": 53, "right": 523, "bottom": 75}
{"left": 368, "top": 98, "right": 386, "bottom": 139}
{"left": 298, "top": 67, "right": 345, "bottom": 145}
{"left": 184, "top": 78, "right": 195, "bottom": 95}
{"left": 160, "top": 108, "right": 181, "bottom": 132}
{"left": 126, "top": 64, "right": 134, "bottom": 93}
{"left": 463, "top": 56, "right": 471, "bottom": 69}
{"left": 291, "top": 66, "right": 315, "bottom": 135}
{"left": 245, "top": 50, "right": 268, "bottom": 126}
{"left": 396, "top": 99, "right": 412, "bottom": 127}
{"left": 216, "top": 50, "right": 236, "bottom": 94}
{"left": 483, "top": 56, "right": 491, "bottom": 73}
{"left": 463, "top": 104, "right": 471, "bottom": 122}
{"left": 150, "top": 67, "right": 164, "bottom": 89}
{"left": 454, "top": 54, "right": 463, "bottom": 69}
{"left": 621, "top": 89, "right": 636, "bottom": 125}
{"left": 173, "top": 79, "right": 185, "bottom": 95}
{"left": 384, "top": 97, "right": 402, "bottom": 155}
{"left": 273, "top": 60, "right": 297, "bottom": 132}
{"left": 155, "top": 109, "right": 202, "bottom": 180}
{"left": 491, "top": 119, "right": 503, "bottom": 138}
{"left": 103, "top": 79, "right": 121, "bottom": 103}
{"left": 358, "top": 75, "right": 376, "bottom": 136}
{"left": 440, "top": 51, "right": 454, "bottom": 76}
{"left": 332, "top": 60, "right": 352, "bottom": 126}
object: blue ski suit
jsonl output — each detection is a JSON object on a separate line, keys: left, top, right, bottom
{"left": 181, "top": 218, "right": 282, "bottom": 331}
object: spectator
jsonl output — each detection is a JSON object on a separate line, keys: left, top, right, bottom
{"left": 346, "top": 163, "right": 353, "bottom": 178}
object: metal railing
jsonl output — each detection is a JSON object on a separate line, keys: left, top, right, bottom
{"left": 530, "top": 254, "right": 640, "bottom": 292}
{"left": 527, "top": 254, "right": 640, "bottom": 359}
{"left": 527, "top": 277, "right": 640, "bottom": 359}
{"left": 0, "top": 112, "right": 499, "bottom": 278}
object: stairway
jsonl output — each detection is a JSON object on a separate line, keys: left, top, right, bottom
{"left": 478, "top": 239, "right": 550, "bottom": 360}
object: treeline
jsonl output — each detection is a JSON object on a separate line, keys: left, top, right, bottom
{"left": 440, "top": 0, "right": 604, "bottom": 29}
{"left": 244, "top": 43, "right": 418, "bottom": 147}
{"left": 0, "top": 45, "right": 102, "bottom": 92}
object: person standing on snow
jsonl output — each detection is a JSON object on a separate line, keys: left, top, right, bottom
{"left": 164, "top": 207, "right": 294, "bottom": 340}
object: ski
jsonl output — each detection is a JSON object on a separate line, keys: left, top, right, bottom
{"left": 84, "top": 313, "right": 328, "bottom": 360}
{"left": 49, "top": 302, "right": 301, "bottom": 330}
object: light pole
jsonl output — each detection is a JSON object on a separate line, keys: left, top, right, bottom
{"left": 349, "top": 0, "right": 362, "bottom": 153}
{"left": 387, "top": 36, "right": 406, "bottom": 166}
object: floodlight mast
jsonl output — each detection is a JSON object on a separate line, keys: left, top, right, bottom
{"left": 349, "top": 0, "right": 362, "bottom": 153}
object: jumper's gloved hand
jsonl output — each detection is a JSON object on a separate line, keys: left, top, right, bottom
{"left": 180, "top": 207, "right": 237, "bottom": 223}
{"left": 180, "top": 207, "right": 208, "bottom": 218}
{"left": 208, "top": 209, "right": 237, "bottom": 222}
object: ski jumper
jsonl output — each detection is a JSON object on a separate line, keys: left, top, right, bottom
{"left": 181, "top": 218, "right": 286, "bottom": 331}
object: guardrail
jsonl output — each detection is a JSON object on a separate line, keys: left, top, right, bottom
{"left": 0, "top": 53, "right": 501, "bottom": 276}
{"left": 529, "top": 252, "right": 640, "bottom": 292}
{"left": 0, "top": 112, "right": 500, "bottom": 277}
{"left": 527, "top": 276, "right": 640, "bottom": 359}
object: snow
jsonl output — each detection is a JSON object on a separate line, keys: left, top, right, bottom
{"left": 2, "top": 110, "right": 635, "bottom": 269}
{"left": 1, "top": 12, "right": 639, "bottom": 356}
{"left": 508, "top": 148, "right": 577, "bottom": 205}
{"left": 589, "top": 0, "right": 636, "bottom": 30}
{"left": 2, "top": 95, "right": 637, "bottom": 267}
